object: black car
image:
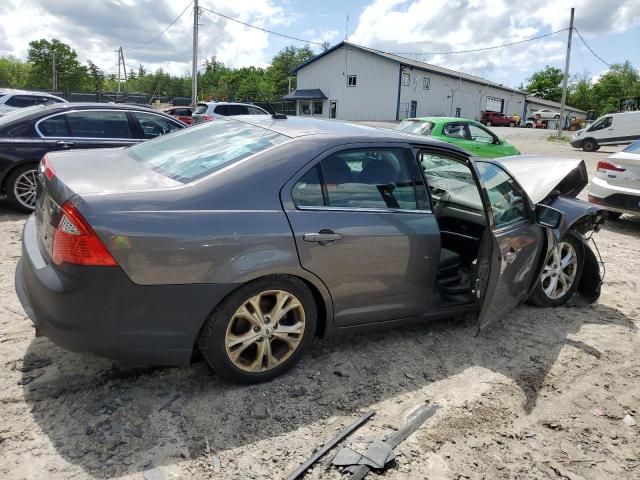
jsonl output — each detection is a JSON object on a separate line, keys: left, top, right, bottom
{"left": 0, "top": 103, "right": 186, "bottom": 212}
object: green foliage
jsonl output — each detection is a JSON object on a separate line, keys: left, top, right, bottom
{"left": 524, "top": 65, "right": 564, "bottom": 102}
{"left": 27, "top": 38, "right": 87, "bottom": 91}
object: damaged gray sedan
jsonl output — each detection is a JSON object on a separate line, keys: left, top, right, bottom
{"left": 15, "top": 116, "right": 606, "bottom": 383}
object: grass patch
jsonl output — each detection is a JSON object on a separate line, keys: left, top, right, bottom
{"left": 546, "top": 135, "right": 572, "bottom": 142}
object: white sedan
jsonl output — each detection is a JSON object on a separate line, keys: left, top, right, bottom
{"left": 532, "top": 108, "right": 560, "bottom": 119}
{"left": 588, "top": 140, "right": 640, "bottom": 219}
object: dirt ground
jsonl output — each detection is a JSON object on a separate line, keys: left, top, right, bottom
{"left": 1, "top": 128, "right": 639, "bottom": 480}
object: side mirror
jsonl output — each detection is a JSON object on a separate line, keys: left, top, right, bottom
{"left": 535, "top": 204, "right": 564, "bottom": 228}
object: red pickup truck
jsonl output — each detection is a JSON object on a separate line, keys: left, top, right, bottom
{"left": 482, "top": 111, "right": 518, "bottom": 127}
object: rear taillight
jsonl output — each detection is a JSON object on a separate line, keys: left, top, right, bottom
{"left": 202, "top": 114, "right": 214, "bottom": 121}
{"left": 52, "top": 202, "right": 117, "bottom": 266}
{"left": 40, "top": 155, "right": 55, "bottom": 180}
{"left": 597, "top": 161, "right": 626, "bottom": 173}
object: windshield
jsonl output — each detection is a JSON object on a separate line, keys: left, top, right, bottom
{"left": 397, "top": 120, "right": 435, "bottom": 136}
{"left": 623, "top": 140, "right": 640, "bottom": 153}
{"left": 128, "top": 119, "right": 288, "bottom": 183}
{"left": 0, "top": 105, "right": 46, "bottom": 125}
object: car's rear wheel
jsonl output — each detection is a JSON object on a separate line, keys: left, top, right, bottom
{"left": 485, "top": 121, "right": 492, "bottom": 127}
{"left": 582, "top": 139, "right": 599, "bottom": 152}
{"left": 528, "top": 234, "right": 584, "bottom": 307}
{"left": 525, "top": 123, "right": 533, "bottom": 128}
{"left": 197, "top": 276, "right": 317, "bottom": 383}
{"left": 6, "top": 164, "right": 39, "bottom": 213}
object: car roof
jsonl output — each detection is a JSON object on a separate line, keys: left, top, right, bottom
{"left": 405, "top": 116, "right": 479, "bottom": 124}
{"left": 35, "top": 102, "right": 159, "bottom": 112}
{"left": 197, "top": 101, "right": 262, "bottom": 106}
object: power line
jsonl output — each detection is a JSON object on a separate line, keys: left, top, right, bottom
{"left": 199, "top": 5, "right": 324, "bottom": 46}
{"left": 574, "top": 28, "right": 611, "bottom": 67}
{"left": 127, "top": 1, "right": 193, "bottom": 50}
{"left": 388, "top": 28, "right": 569, "bottom": 56}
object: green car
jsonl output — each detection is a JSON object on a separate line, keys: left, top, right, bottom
{"left": 397, "top": 117, "right": 520, "bottom": 158}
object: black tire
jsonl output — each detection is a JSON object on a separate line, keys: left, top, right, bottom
{"left": 582, "top": 139, "right": 599, "bottom": 152}
{"left": 526, "top": 123, "right": 533, "bottom": 128}
{"left": 5, "top": 164, "right": 39, "bottom": 213}
{"left": 554, "top": 114, "right": 560, "bottom": 119}
{"left": 197, "top": 275, "right": 317, "bottom": 383}
{"left": 607, "top": 211, "right": 623, "bottom": 221}
{"left": 528, "top": 233, "right": 584, "bottom": 307}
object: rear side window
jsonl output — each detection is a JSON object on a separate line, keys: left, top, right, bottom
{"left": 292, "top": 148, "right": 428, "bottom": 211}
{"left": 6, "top": 95, "right": 43, "bottom": 108}
{"left": 39, "top": 115, "right": 71, "bottom": 137}
{"left": 397, "top": 120, "right": 434, "bottom": 135}
{"left": 213, "top": 105, "right": 228, "bottom": 115}
{"left": 227, "top": 105, "right": 250, "bottom": 115}
{"left": 133, "top": 111, "right": 182, "bottom": 139}
{"left": 194, "top": 104, "right": 209, "bottom": 114}
{"left": 65, "top": 111, "right": 132, "bottom": 138}
{"left": 443, "top": 123, "right": 468, "bottom": 139}
{"left": 129, "top": 119, "right": 287, "bottom": 183}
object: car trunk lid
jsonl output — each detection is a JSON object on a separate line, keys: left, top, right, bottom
{"left": 601, "top": 152, "right": 640, "bottom": 190}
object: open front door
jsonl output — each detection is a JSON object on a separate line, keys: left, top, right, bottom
{"left": 473, "top": 161, "right": 544, "bottom": 331}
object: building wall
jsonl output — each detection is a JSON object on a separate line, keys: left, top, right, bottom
{"left": 296, "top": 45, "right": 399, "bottom": 121}
{"left": 296, "top": 45, "right": 527, "bottom": 121}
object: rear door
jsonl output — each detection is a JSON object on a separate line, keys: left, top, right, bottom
{"left": 473, "top": 160, "right": 544, "bottom": 331}
{"left": 282, "top": 144, "right": 440, "bottom": 327}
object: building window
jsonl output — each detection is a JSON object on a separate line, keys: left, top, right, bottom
{"left": 313, "top": 101, "right": 323, "bottom": 115}
{"left": 347, "top": 75, "right": 357, "bottom": 87}
{"left": 402, "top": 72, "right": 410, "bottom": 86}
{"left": 423, "top": 77, "right": 430, "bottom": 90}
{"left": 301, "top": 102, "right": 311, "bottom": 115}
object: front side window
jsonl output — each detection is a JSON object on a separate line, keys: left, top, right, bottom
{"left": 468, "top": 123, "right": 496, "bottom": 144}
{"left": 293, "top": 148, "right": 428, "bottom": 211}
{"left": 194, "top": 104, "right": 209, "bottom": 114}
{"left": 65, "top": 111, "right": 133, "bottom": 139}
{"left": 129, "top": 119, "right": 287, "bottom": 183}
{"left": 133, "top": 111, "right": 182, "bottom": 139}
{"left": 313, "top": 102, "right": 323, "bottom": 115}
{"left": 475, "top": 162, "right": 527, "bottom": 228}
{"left": 402, "top": 72, "right": 410, "bottom": 86}
{"left": 347, "top": 75, "right": 357, "bottom": 87}
{"left": 588, "top": 116, "right": 612, "bottom": 131}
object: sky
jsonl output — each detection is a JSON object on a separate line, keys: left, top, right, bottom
{"left": 0, "top": 0, "right": 639, "bottom": 88}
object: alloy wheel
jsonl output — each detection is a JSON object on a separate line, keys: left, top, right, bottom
{"left": 225, "top": 290, "right": 306, "bottom": 372}
{"left": 13, "top": 169, "right": 38, "bottom": 210}
{"left": 540, "top": 241, "right": 578, "bottom": 300}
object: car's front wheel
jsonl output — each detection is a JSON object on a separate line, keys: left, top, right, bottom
{"left": 582, "top": 139, "right": 599, "bottom": 152}
{"left": 6, "top": 164, "right": 39, "bottom": 213}
{"left": 197, "top": 276, "right": 317, "bottom": 383}
{"left": 528, "top": 234, "right": 584, "bottom": 307}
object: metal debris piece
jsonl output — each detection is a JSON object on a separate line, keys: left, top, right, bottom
{"left": 332, "top": 439, "right": 396, "bottom": 469}
{"left": 285, "top": 411, "right": 375, "bottom": 480}
{"left": 347, "top": 403, "right": 440, "bottom": 480}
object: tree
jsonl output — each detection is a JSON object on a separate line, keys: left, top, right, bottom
{"left": 86, "top": 60, "right": 104, "bottom": 91}
{"left": 267, "top": 45, "right": 315, "bottom": 96}
{"left": 524, "top": 65, "right": 564, "bottom": 102}
{"left": 592, "top": 61, "right": 640, "bottom": 113}
{"left": 27, "top": 39, "right": 87, "bottom": 91}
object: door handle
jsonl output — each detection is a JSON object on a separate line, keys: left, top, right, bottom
{"left": 56, "top": 140, "right": 74, "bottom": 148}
{"left": 504, "top": 248, "right": 520, "bottom": 264}
{"left": 303, "top": 231, "right": 342, "bottom": 244}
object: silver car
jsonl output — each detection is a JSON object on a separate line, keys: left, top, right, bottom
{"left": 0, "top": 89, "right": 67, "bottom": 116}
{"left": 15, "top": 116, "right": 606, "bottom": 383}
{"left": 191, "top": 101, "right": 269, "bottom": 124}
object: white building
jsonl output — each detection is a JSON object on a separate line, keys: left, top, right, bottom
{"left": 285, "top": 41, "right": 527, "bottom": 122}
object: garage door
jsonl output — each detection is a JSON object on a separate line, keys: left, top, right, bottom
{"left": 486, "top": 96, "right": 503, "bottom": 112}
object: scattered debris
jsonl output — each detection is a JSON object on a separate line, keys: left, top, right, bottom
{"left": 332, "top": 439, "right": 395, "bottom": 469}
{"left": 285, "top": 410, "right": 374, "bottom": 480}
{"left": 590, "top": 407, "right": 604, "bottom": 417}
{"left": 142, "top": 466, "right": 165, "bottom": 480}
{"left": 158, "top": 394, "right": 180, "bottom": 412}
{"left": 289, "top": 386, "right": 307, "bottom": 398}
{"left": 623, "top": 414, "right": 636, "bottom": 427}
{"left": 251, "top": 403, "right": 269, "bottom": 419}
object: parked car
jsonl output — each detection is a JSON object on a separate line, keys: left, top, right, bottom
{"left": 191, "top": 102, "right": 269, "bottom": 124}
{"left": 15, "top": 116, "right": 606, "bottom": 383}
{"left": 588, "top": 139, "right": 640, "bottom": 218}
{"left": 481, "top": 111, "right": 518, "bottom": 127}
{"left": 396, "top": 117, "right": 520, "bottom": 158}
{"left": 0, "top": 103, "right": 186, "bottom": 212}
{"left": 164, "top": 106, "right": 194, "bottom": 125}
{"left": 0, "top": 89, "right": 67, "bottom": 116}
{"left": 532, "top": 108, "right": 560, "bottom": 120}
{"left": 571, "top": 111, "right": 640, "bottom": 152}
{"left": 524, "top": 116, "right": 542, "bottom": 128}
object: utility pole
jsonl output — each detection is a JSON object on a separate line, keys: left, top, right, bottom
{"left": 120, "top": 47, "right": 128, "bottom": 83}
{"left": 116, "top": 48, "right": 121, "bottom": 93}
{"left": 557, "top": 7, "right": 574, "bottom": 138}
{"left": 51, "top": 51, "right": 57, "bottom": 91}
{"left": 192, "top": 0, "right": 199, "bottom": 106}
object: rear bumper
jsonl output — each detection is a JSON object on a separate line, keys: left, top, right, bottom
{"left": 589, "top": 177, "right": 640, "bottom": 214}
{"left": 15, "top": 215, "right": 236, "bottom": 365}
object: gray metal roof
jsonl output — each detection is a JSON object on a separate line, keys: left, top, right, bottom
{"left": 282, "top": 89, "right": 328, "bottom": 100}
{"left": 292, "top": 41, "right": 526, "bottom": 95}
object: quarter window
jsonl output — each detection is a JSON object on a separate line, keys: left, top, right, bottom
{"left": 475, "top": 162, "right": 527, "bottom": 228}
{"left": 293, "top": 148, "right": 428, "bottom": 211}
{"left": 347, "top": 75, "right": 357, "bottom": 87}
{"left": 133, "top": 111, "right": 182, "bottom": 139}
{"left": 65, "top": 111, "right": 132, "bottom": 139}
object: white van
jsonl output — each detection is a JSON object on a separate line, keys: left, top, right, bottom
{"left": 571, "top": 111, "right": 640, "bottom": 152}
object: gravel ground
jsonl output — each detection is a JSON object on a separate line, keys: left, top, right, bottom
{"left": 1, "top": 129, "right": 639, "bottom": 480}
